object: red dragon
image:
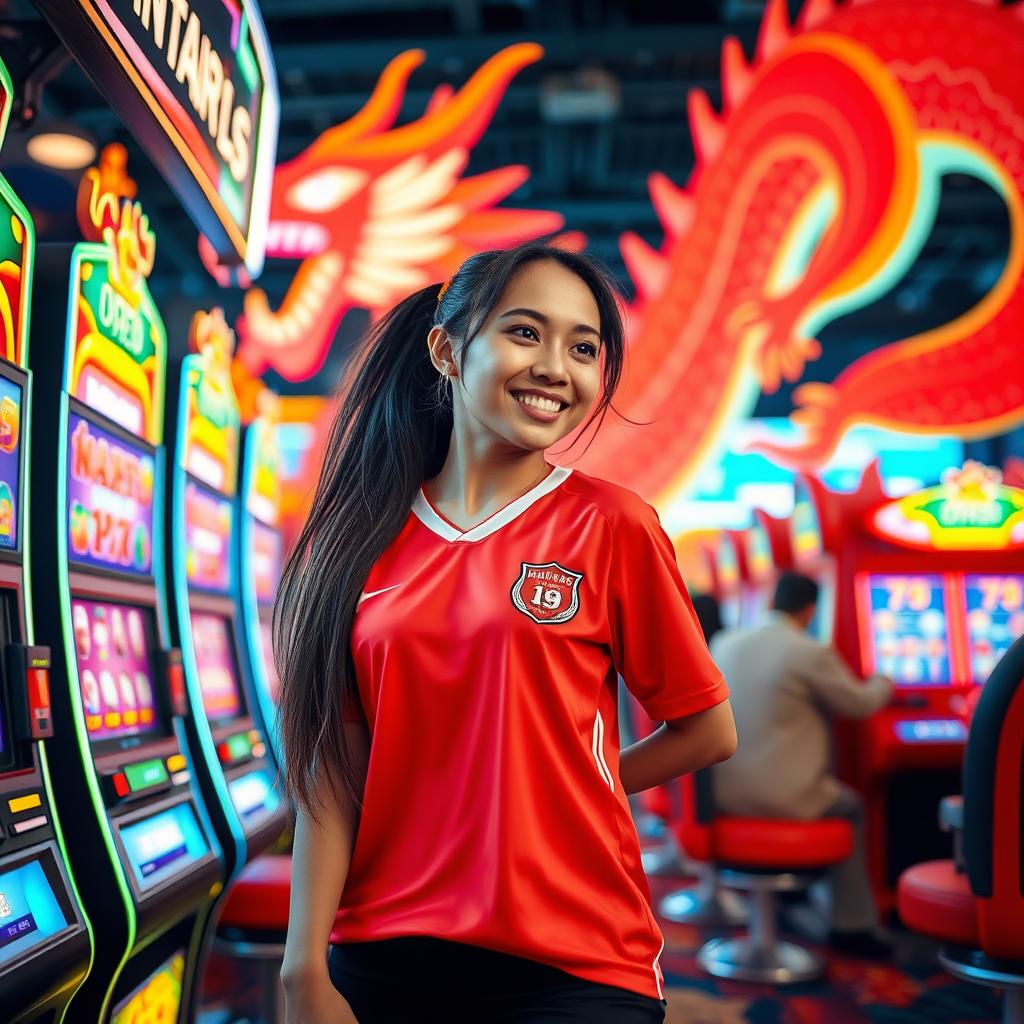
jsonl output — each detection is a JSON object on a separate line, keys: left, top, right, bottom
{"left": 556, "top": 0, "right": 1024, "bottom": 506}
{"left": 227, "top": 43, "right": 565, "bottom": 381}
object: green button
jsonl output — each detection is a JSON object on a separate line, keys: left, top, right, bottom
{"left": 226, "top": 734, "right": 252, "bottom": 761}
{"left": 125, "top": 758, "right": 169, "bottom": 792}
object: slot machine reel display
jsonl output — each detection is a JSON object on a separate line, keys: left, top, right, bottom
{"left": 165, "top": 309, "right": 285, "bottom": 889}
{"left": 0, "top": 55, "right": 92, "bottom": 1023}
{"left": 29, "top": 152, "right": 225, "bottom": 1022}
{"left": 791, "top": 461, "right": 1024, "bottom": 907}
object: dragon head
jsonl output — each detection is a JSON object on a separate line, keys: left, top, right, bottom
{"left": 220, "top": 43, "right": 565, "bottom": 382}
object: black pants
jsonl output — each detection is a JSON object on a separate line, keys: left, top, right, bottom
{"left": 328, "top": 937, "right": 666, "bottom": 1023}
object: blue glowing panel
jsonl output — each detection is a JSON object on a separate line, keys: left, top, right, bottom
{"left": 861, "top": 574, "right": 953, "bottom": 686}
{"left": 0, "top": 859, "right": 69, "bottom": 967}
{"left": 228, "top": 769, "right": 280, "bottom": 824}
{"left": 963, "top": 574, "right": 1024, "bottom": 684}
{"left": 119, "top": 803, "right": 210, "bottom": 892}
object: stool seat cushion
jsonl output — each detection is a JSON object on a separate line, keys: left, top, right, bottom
{"left": 220, "top": 854, "right": 293, "bottom": 932}
{"left": 711, "top": 817, "right": 854, "bottom": 869}
{"left": 898, "top": 860, "right": 979, "bottom": 947}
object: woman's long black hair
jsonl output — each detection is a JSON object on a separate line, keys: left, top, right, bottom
{"left": 274, "top": 241, "right": 626, "bottom": 817}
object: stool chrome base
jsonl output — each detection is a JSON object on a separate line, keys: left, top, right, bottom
{"left": 660, "top": 867, "right": 748, "bottom": 926}
{"left": 697, "top": 936, "right": 825, "bottom": 984}
{"left": 939, "top": 948, "right": 1024, "bottom": 1024}
{"left": 697, "top": 870, "right": 827, "bottom": 985}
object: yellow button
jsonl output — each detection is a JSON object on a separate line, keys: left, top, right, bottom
{"left": 9, "top": 793, "right": 42, "bottom": 814}
{"left": 166, "top": 754, "right": 187, "bottom": 773}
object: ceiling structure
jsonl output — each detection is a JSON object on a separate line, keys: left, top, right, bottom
{"left": 0, "top": 0, "right": 1012, "bottom": 414}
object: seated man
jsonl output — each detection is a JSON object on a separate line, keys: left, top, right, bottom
{"left": 711, "top": 572, "right": 893, "bottom": 956}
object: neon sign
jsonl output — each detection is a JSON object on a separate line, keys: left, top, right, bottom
{"left": 870, "top": 461, "right": 1024, "bottom": 551}
{"left": 231, "top": 44, "right": 563, "bottom": 380}
{"left": 181, "top": 309, "right": 240, "bottom": 495}
{"left": 0, "top": 376, "right": 22, "bottom": 552}
{"left": 67, "top": 413, "right": 154, "bottom": 576}
{"left": 67, "top": 146, "right": 166, "bottom": 444}
{"left": 0, "top": 57, "right": 34, "bottom": 369}
{"left": 34, "top": 0, "right": 277, "bottom": 276}
{"left": 546, "top": 0, "right": 1024, "bottom": 507}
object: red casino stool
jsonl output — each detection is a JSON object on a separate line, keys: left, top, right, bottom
{"left": 661, "top": 769, "right": 746, "bottom": 927}
{"left": 897, "top": 637, "right": 1024, "bottom": 1024}
{"left": 694, "top": 814, "right": 854, "bottom": 984}
{"left": 214, "top": 854, "right": 294, "bottom": 1024}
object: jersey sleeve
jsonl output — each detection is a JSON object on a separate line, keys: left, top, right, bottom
{"left": 607, "top": 499, "right": 728, "bottom": 722}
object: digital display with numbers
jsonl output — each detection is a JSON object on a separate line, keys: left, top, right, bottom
{"left": 860, "top": 574, "right": 953, "bottom": 685}
{"left": 962, "top": 574, "right": 1024, "bottom": 684}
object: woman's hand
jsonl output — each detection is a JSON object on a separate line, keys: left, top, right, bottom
{"left": 283, "top": 965, "right": 359, "bottom": 1024}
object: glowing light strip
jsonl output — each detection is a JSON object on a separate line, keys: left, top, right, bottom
{"left": 173, "top": 353, "right": 247, "bottom": 878}
{"left": 239, "top": 421, "right": 281, "bottom": 765}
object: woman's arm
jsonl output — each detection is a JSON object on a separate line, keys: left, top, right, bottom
{"left": 618, "top": 700, "right": 736, "bottom": 796}
{"left": 280, "top": 721, "right": 371, "bottom": 993}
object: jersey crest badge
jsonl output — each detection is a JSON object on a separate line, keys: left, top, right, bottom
{"left": 511, "top": 561, "right": 583, "bottom": 625}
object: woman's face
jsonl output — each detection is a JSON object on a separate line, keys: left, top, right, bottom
{"left": 435, "top": 260, "right": 604, "bottom": 453}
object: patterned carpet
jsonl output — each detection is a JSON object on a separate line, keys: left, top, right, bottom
{"left": 648, "top": 875, "right": 1000, "bottom": 1024}
{"left": 198, "top": 874, "right": 1002, "bottom": 1023}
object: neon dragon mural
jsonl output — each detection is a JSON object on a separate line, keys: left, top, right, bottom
{"left": 557, "top": 0, "right": 1024, "bottom": 506}
{"left": 224, "top": 42, "right": 565, "bottom": 381}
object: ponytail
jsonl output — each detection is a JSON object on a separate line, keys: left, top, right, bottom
{"left": 274, "top": 285, "right": 450, "bottom": 816}
{"left": 275, "top": 240, "right": 626, "bottom": 817}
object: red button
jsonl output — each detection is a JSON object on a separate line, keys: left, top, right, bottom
{"left": 113, "top": 773, "right": 129, "bottom": 797}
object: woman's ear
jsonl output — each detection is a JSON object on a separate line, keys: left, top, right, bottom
{"left": 427, "top": 326, "right": 458, "bottom": 378}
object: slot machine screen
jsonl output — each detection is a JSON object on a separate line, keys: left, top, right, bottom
{"left": 858, "top": 574, "right": 953, "bottom": 685}
{"left": 259, "top": 619, "right": 280, "bottom": 703}
{"left": 0, "top": 373, "right": 22, "bottom": 553}
{"left": 252, "top": 522, "right": 282, "bottom": 607}
{"left": 72, "top": 599, "right": 161, "bottom": 743}
{"left": 962, "top": 574, "right": 1024, "bottom": 683}
{"left": 67, "top": 412, "right": 154, "bottom": 577}
{"left": 189, "top": 611, "right": 243, "bottom": 722}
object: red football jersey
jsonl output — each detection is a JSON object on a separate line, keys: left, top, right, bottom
{"left": 334, "top": 466, "right": 728, "bottom": 999}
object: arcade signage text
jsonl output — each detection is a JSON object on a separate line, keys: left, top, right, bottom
{"left": 33, "top": 0, "right": 278, "bottom": 276}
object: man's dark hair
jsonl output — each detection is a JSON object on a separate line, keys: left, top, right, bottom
{"left": 772, "top": 572, "right": 820, "bottom": 615}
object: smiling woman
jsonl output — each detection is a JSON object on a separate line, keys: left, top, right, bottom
{"left": 274, "top": 239, "right": 735, "bottom": 1024}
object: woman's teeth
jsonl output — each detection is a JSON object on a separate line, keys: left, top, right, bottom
{"left": 513, "top": 392, "right": 563, "bottom": 413}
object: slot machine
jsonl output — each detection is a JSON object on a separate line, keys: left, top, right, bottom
{"left": 790, "top": 461, "right": 1024, "bottom": 908}
{"left": 713, "top": 531, "right": 746, "bottom": 628}
{"left": 0, "top": 58, "right": 93, "bottom": 1024}
{"left": 740, "top": 508, "right": 794, "bottom": 626}
{"left": 29, "top": 156, "right": 226, "bottom": 1021}
{"left": 238, "top": 388, "right": 284, "bottom": 765}
{"left": 165, "top": 310, "right": 285, "bottom": 888}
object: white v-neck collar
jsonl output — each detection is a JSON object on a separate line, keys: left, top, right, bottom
{"left": 412, "top": 466, "right": 573, "bottom": 543}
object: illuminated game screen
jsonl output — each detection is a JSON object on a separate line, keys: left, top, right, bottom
{"left": 0, "top": 373, "right": 22, "bottom": 552}
{"left": 860, "top": 574, "right": 953, "bottom": 685}
{"left": 963, "top": 574, "right": 1024, "bottom": 684}
{"left": 252, "top": 521, "right": 282, "bottom": 606}
{"left": 67, "top": 413, "right": 154, "bottom": 577}
{"left": 259, "top": 619, "right": 280, "bottom": 703}
{"left": 72, "top": 599, "right": 160, "bottom": 742}
{"left": 0, "top": 857, "right": 70, "bottom": 968}
{"left": 185, "top": 478, "right": 233, "bottom": 594}
{"left": 111, "top": 950, "right": 185, "bottom": 1024}
{"left": 190, "top": 611, "right": 243, "bottom": 721}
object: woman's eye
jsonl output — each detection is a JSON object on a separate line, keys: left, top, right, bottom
{"left": 574, "top": 342, "right": 598, "bottom": 358}
{"left": 509, "top": 325, "right": 539, "bottom": 341}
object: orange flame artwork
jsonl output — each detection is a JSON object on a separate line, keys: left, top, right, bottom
{"left": 554, "top": 0, "right": 1024, "bottom": 507}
